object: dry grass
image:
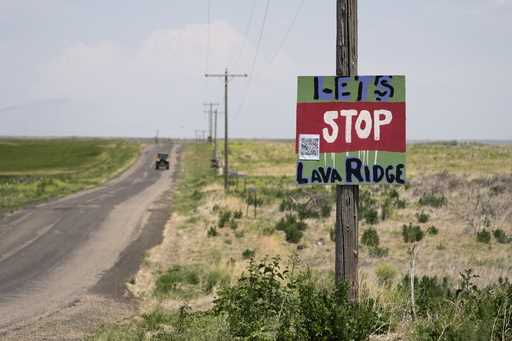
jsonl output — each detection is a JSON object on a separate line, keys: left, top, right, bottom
{"left": 132, "top": 141, "right": 512, "bottom": 314}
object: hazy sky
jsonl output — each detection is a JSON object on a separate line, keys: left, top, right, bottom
{"left": 1, "top": 0, "right": 511, "bottom": 139}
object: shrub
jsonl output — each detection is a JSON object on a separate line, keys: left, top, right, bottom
{"left": 218, "top": 210, "right": 232, "bottom": 228}
{"left": 233, "top": 210, "right": 243, "bottom": 219}
{"left": 242, "top": 248, "right": 255, "bottom": 259}
{"left": 361, "top": 227, "right": 380, "bottom": 248}
{"left": 476, "top": 229, "right": 491, "bottom": 244}
{"left": 229, "top": 219, "right": 238, "bottom": 230}
{"left": 207, "top": 226, "right": 218, "bottom": 237}
{"left": 416, "top": 210, "right": 430, "bottom": 223}
{"left": 214, "top": 257, "right": 390, "bottom": 339}
{"left": 364, "top": 208, "right": 379, "bottom": 224}
{"left": 426, "top": 225, "right": 439, "bottom": 236}
{"left": 204, "top": 270, "right": 229, "bottom": 294}
{"left": 375, "top": 263, "right": 397, "bottom": 287}
{"left": 398, "top": 275, "right": 453, "bottom": 318}
{"left": 275, "top": 214, "right": 307, "bottom": 243}
{"left": 320, "top": 203, "right": 332, "bottom": 218}
{"left": 402, "top": 223, "right": 424, "bottom": 243}
{"left": 493, "top": 229, "right": 510, "bottom": 244}
{"left": 418, "top": 193, "right": 447, "bottom": 208}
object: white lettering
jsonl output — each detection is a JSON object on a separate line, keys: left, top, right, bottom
{"left": 322, "top": 111, "right": 339, "bottom": 143}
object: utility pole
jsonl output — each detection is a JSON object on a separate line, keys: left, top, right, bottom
{"left": 335, "top": 0, "right": 359, "bottom": 303}
{"left": 203, "top": 102, "right": 219, "bottom": 143}
{"left": 213, "top": 108, "right": 219, "bottom": 164}
{"left": 205, "top": 68, "right": 248, "bottom": 190}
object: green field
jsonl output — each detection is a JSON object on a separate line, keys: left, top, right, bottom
{"left": 0, "top": 139, "right": 140, "bottom": 210}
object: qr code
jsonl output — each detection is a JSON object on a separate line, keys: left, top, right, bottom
{"left": 299, "top": 134, "right": 320, "bottom": 160}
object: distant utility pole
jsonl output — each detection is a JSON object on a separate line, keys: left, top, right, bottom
{"left": 335, "top": 0, "right": 359, "bottom": 303}
{"left": 213, "top": 108, "right": 219, "bottom": 164}
{"left": 205, "top": 68, "right": 248, "bottom": 190}
{"left": 203, "top": 102, "right": 219, "bottom": 143}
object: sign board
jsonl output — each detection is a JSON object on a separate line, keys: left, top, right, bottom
{"left": 296, "top": 75, "right": 406, "bottom": 185}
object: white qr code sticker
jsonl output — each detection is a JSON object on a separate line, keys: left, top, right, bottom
{"left": 299, "top": 134, "right": 320, "bottom": 160}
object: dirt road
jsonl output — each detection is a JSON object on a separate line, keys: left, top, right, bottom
{"left": 0, "top": 143, "right": 180, "bottom": 339}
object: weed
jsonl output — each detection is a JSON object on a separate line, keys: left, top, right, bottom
{"left": 402, "top": 223, "right": 424, "bottom": 243}
{"left": 426, "top": 226, "right": 439, "bottom": 236}
{"left": 416, "top": 210, "right": 430, "bottom": 223}
{"left": 476, "top": 229, "right": 491, "bottom": 244}
{"left": 242, "top": 248, "right": 255, "bottom": 259}
{"left": 361, "top": 227, "right": 380, "bottom": 248}
{"left": 207, "top": 226, "right": 218, "bottom": 237}
{"left": 229, "top": 219, "right": 238, "bottom": 230}
{"left": 493, "top": 229, "right": 510, "bottom": 244}
{"left": 275, "top": 214, "right": 307, "bottom": 243}
{"left": 218, "top": 210, "right": 232, "bottom": 228}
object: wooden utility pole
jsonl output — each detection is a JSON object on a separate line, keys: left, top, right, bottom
{"left": 203, "top": 102, "right": 219, "bottom": 143}
{"left": 205, "top": 68, "right": 247, "bottom": 190}
{"left": 335, "top": 0, "right": 359, "bottom": 303}
{"left": 213, "top": 108, "right": 218, "bottom": 162}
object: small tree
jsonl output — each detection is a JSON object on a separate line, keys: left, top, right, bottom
{"left": 402, "top": 223, "right": 424, "bottom": 320}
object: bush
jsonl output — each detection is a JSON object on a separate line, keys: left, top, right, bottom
{"left": 375, "top": 263, "right": 397, "bottom": 287}
{"left": 416, "top": 210, "right": 430, "bottom": 223}
{"left": 476, "top": 229, "right": 491, "bottom": 244}
{"left": 320, "top": 203, "right": 332, "bottom": 218}
{"left": 493, "top": 229, "right": 510, "bottom": 244}
{"left": 242, "top": 248, "right": 255, "bottom": 259}
{"left": 364, "top": 208, "right": 379, "bottom": 224}
{"left": 218, "top": 210, "right": 232, "bottom": 228}
{"left": 361, "top": 227, "right": 380, "bottom": 248}
{"left": 275, "top": 214, "right": 307, "bottom": 243}
{"left": 214, "top": 257, "right": 390, "bottom": 340}
{"left": 418, "top": 193, "right": 447, "bottom": 208}
{"left": 233, "top": 210, "right": 243, "bottom": 219}
{"left": 207, "top": 226, "right": 218, "bottom": 237}
{"left": 229, "top": 219, "right": 238, "bottom": 230}
{"left": 426, "top": 225, "right": 439, "bottom": 236}
{"left": 402, "top": 223, "right": 424, "bottom": 243}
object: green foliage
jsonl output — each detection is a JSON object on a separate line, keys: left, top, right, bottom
{"left": 242, "top": 248, "right": 255, "bottom": 259}
{"left": 493, "top": 228, "right": 510, "bottom": 244}
{"left": 477, "top": 229, "right": 491, "bottom": 244}
{"left": 361, "top": 227, "right": 380, "bottom": 248}
{"left": 233, "top": 209, "right": 243, "bottom": 219}
{"left": 214, "top": 257, "right": 389, "bottom": 340}
{"left": 418, "top": 193, "right": 447, "bottom": 208}
{"left": 402, "top": 223, "right": 424, "bottom": 243}
{"left": 218, "top": 210, "right": 232, "bottom": 228}
{"left": 275, "top": 214, "right": 307, "bottom": 243}
{"left": 364, "top": 208, "right": 379, "bottom": 224}
{"left": 207, "top": 226, "right": 218, "bottom": 237}
{"left": 375, "top": 263, "right": 397, "bottom": 287}
{"left": 426, "top": 225, "right": 439, "bottom": 236}
{"left": 416, "top": 210, "right": 430, "bottom": 223}
{"left": 229, "top": 219, "right": 238, "bottom": 230}
{"left": 155, "top": 265, "right": 201, "bottom": 296}
{"left": 410, "top": 271, "right": 512, "bottom": 341}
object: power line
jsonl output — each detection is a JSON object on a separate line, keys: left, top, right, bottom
{"left": 269, "top": 0, "right": 305, "bottom": 64}
{"left": 248, "top": 0, "right": 271, "bottom": 78}
{"left": 229, "top": 0, "right": 257, "bottom": 70}
{"left": 232, "top": 0, "right": 271, "bottom": 121}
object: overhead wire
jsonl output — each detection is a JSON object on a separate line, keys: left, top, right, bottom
{"left": 229, "top": 0, "right": 257, "bottom": 71}
{"left": 268, "top": 0, "right": 304, "bottom": 65}
{"left": 232, "top": 0, "right": 271, "bottom": 121}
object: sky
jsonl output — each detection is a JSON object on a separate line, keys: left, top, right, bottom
{"left": 0, "top": 0, "right": 511, "bottom": 139}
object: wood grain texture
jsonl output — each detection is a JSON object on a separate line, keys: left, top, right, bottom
{"left": 335, "top": 0, "right": 359, "bottom": 303}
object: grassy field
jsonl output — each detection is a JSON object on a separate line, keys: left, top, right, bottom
{"left": 92, "top": 141, "right": 512, "bottom": 340}
{"left": 0, "top": 139, "right": 140, "bottom": 211}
